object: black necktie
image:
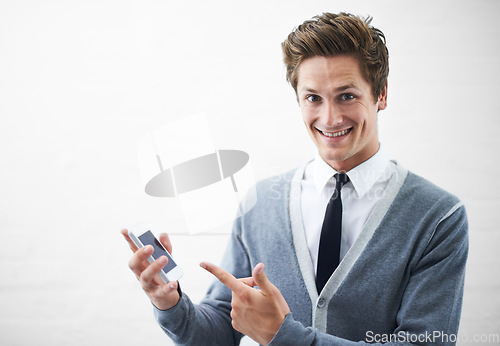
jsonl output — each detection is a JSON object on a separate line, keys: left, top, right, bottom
{"left": 316, "top": 173, "right": 349, "bottom": 293}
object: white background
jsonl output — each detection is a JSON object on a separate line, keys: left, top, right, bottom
{"left": 1, "top": 1, "right": 499, "bottom": 345}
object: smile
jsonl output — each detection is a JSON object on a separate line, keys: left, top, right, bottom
{"left": 318, "top": 128, "right": 352, "bottom": 138}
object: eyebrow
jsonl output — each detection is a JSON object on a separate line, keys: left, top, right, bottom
{"left": 335, "top": 83, "right": 358, "bottom": 92}
{"left": 300, "top": 83, "right": 359, "bottom": 94}
{"left": 301, "top": 87, "right": 318, "bottom": 94}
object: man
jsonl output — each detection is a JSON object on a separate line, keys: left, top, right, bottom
{"left": 123, "top": 12, "right": 468, "bottom": 345}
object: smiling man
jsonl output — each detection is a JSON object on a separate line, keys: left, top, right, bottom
{"left": 124, "top": 12, "right": 468, "bottom": 345}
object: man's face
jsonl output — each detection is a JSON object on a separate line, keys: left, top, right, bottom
{"left": 296, "top": 55, "right": 387, "bottom": 172}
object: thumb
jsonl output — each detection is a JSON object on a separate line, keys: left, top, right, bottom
{"left": 252, "top": 263, "right": 274, "bottom": 293}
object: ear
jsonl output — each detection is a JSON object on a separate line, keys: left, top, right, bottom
{"left": 377, "top": 80, "right": 388, "bottom": 111}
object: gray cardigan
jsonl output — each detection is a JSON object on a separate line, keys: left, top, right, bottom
{"left": 154, "top": 163, "right": 468, "bottom": 345}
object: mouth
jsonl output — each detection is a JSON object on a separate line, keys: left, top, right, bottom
{"left": 317, "top": 127, "right": 352, "bottom": 138}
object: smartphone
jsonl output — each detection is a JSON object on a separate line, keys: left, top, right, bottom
{"left": 128, "top": 223, "right": 183, "bottom": 283}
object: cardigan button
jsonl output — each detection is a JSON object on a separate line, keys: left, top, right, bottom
{"left": 317, "top": 298, "right": 326, "bottom": 308}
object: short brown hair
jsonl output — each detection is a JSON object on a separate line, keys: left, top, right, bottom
{"left": 281, "top": 12, "right": 389, "bottom": 100}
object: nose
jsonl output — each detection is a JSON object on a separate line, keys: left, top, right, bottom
{"left": 321, "top": 101, "right": 343, "bottom": 127}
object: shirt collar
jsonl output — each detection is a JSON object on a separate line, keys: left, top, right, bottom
{"left": 309, "top": 148, "right": 392, "bottom": 198}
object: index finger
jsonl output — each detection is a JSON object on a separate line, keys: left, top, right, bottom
{"left": 200, "top": 262, "right": 246, "bottom": 294}
{"left": 121, "top": 228, "right": 139, "bottom": 253}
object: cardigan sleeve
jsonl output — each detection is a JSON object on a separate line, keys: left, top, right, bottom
{"left": 269, "top": 204, "right": 469, "bottom": 346}
{"left": 152, "top": 217, "right": 252, "bottom": 345}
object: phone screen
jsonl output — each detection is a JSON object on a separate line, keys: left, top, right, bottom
{"left": 138, "top": 230, "right": 178, "bottom": 273}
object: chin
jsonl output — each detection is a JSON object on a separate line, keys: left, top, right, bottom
{"left": 320, "top": 151, "right": 350, "bottom": 166}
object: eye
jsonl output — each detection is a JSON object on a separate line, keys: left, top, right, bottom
{"left": 306, "top": 94, "right": 321, "bottom": 103}
{"left": 340, "top": 93, "right": 355, "bottom": 101}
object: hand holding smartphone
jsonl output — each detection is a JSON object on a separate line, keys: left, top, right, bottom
{"left": 128, "top": 222, "right": 183, "bottom": 283}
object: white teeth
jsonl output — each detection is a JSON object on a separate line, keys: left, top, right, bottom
{"left": 321, "top": 129, "right": 349, "bottom": 137}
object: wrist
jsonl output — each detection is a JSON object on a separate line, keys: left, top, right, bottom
{"left": 151, "top": 294, "right": 179, "bottom": 311}
{"left": 150, "top": 282, "right": 182, "bottom": 311}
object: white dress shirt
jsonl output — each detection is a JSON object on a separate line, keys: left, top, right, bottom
{"left": 300, "top": 149, "right": 396, "bottom": 273}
